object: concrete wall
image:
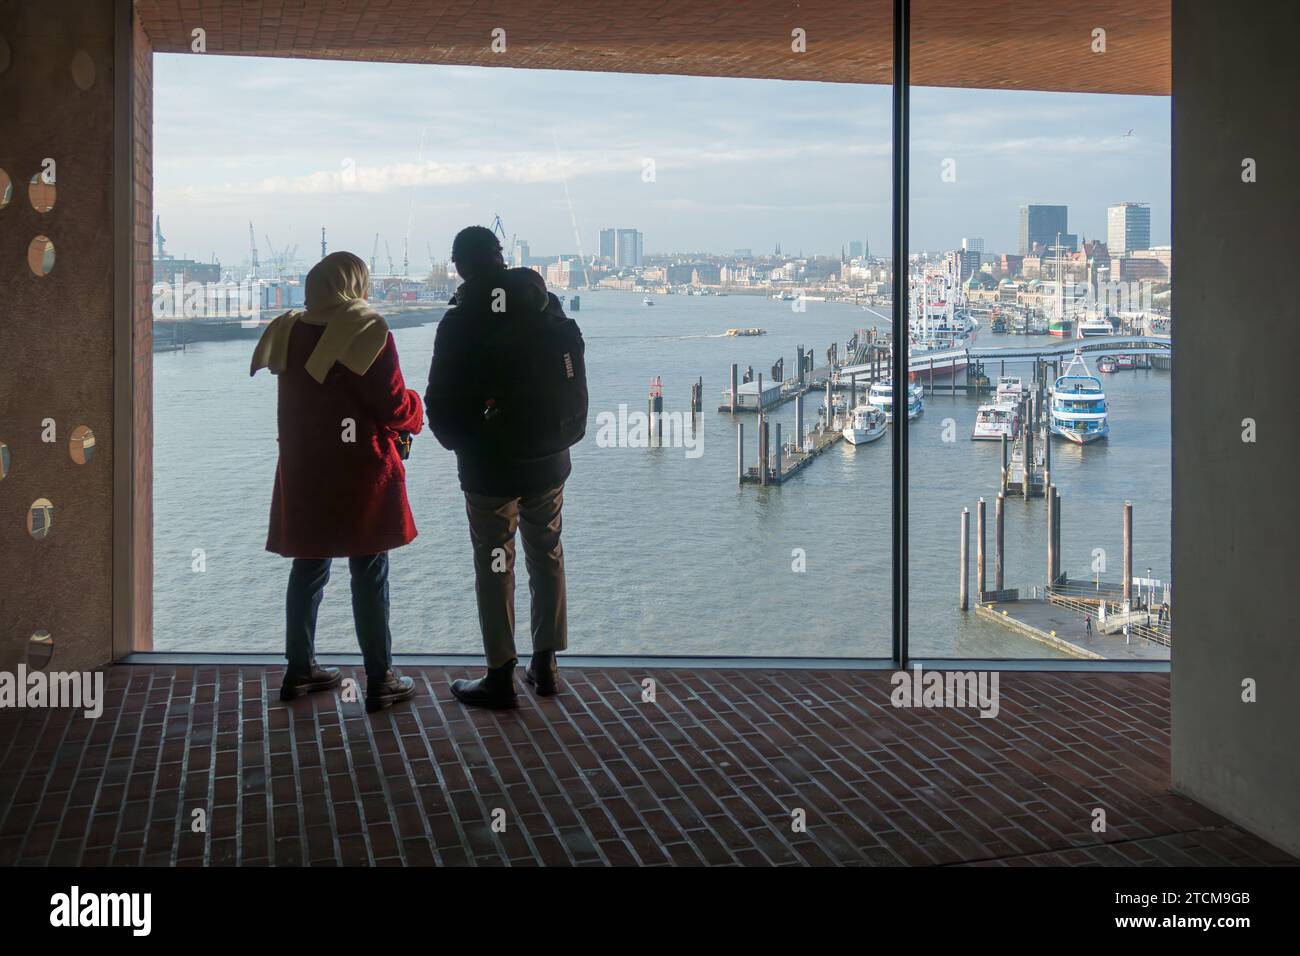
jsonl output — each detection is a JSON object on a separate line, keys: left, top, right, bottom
{"left": 1171, "top": 1, "right": 1300, "bottom": 856}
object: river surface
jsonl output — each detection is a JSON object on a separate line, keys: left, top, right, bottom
{"left": 153, "top": 290, "right": 1170, "bottom": 659}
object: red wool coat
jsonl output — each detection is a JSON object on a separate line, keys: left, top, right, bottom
{"left": 266, "top": 323, "right": 423, "bottom": 558}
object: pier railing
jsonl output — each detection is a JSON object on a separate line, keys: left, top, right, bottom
{"left": 1046, "top": 586, "right": 1171, "bottom": 647}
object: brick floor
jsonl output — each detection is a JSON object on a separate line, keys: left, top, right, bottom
{"left": 0, "top": 666, "right": 1294, "bottom": 867}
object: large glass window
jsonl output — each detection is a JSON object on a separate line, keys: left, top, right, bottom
{"left": 151, "top": 44, "right": 894, "bottom": 657}
{"left": 147, "top": 3, "right": 1169, "bottom": 665}
{"left": 906, "top": 7, "right": 1171, "bottom": 660}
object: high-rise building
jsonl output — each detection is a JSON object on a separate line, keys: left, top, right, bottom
{"left": 848, "top": 240, "right": 864, "bottom": 258}
{"left": 962, "top": 237, "right": 984, "bottom": 253}
{"left": 1018, "top": 204, "right": 1068, "bottom": 255}
{"left": 511, "top": 238, "right": 530, "bottom": 267}
{"left": 945, "top": 249, "right": 982, "bottom": 282}
{"left": 615, "top": 228, "right": 643, "bottom": 268}
{"left": 1107, "top": 202, "right": 1151, "bottom": 256}
{"left": 600, "top": 227, "right": 642, "bottom": 267}
{"left": 598, "top": 228, "right": 616, "bottom": 262}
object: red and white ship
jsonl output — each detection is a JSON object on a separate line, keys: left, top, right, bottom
{"left": 908, "top": 267, "right": 978, "bottom": 378}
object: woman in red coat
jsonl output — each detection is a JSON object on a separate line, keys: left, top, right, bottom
{"left": 251, "top": 251, "right": 423, "bottom": 712}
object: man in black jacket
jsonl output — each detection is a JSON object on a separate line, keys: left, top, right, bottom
{"left": 426, "top": 226, "right": 570, "bottom": 708}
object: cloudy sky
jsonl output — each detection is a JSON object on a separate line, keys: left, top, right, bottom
{"left": 153, "top": 53, "right": 1170, "bottom": 269}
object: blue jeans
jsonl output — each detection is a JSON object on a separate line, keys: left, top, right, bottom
{"left": 285, "top": 553, "right": 392, "bottom": 681}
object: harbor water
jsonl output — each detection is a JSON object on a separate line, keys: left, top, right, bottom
{"left": 153, "top": 290, "right": 1171, "bottom": 659}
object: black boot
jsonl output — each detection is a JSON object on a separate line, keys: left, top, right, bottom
{"left": 525, "top": 650, "right": 559, "bottom": 697}
{"left": 366, "top": 669, "right": 416, "bottom": 713}
{"left": 280, "top": 661, "right": 342, "bottom": 701}
{"left": 450, "top": 659, "right": 519, "bottom": 709}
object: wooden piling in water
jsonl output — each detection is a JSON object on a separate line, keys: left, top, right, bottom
{"left": 995, "top": 492, "right": 1005, "bottom": 591}
{"left": 774, "top": 422, "right": 782, "bottom": 480}
{"left": 1000, "top": 433, "right": 1008, "bottom": 495}
{"left": 976, "top": 497, "right": 986, "bottom": 598}
{"left": 736, "top": 422, "right": 744, "bottom": 484}
{"left": 794, "top": 393, "right": 804, "bottom": 449}
{"left": 758, "top": 418, "right": 769, "bottom": 486}
{"left": 1044, "top": 411, "right": 1052, "bottom": 490}
{"left": 648, "top": 379, "right": 663, "bottom": 447}
{"left": 1046, "top": 482, "right": 1057, "bottom": 588}
{"left": 960, "top": 507, "right": 970, "bottom": 611}
{"left": 1053, "top": 485, "right": 1062, "bottom": 584}
{"left": 1123, "top": 500, "right": 1133, "bottom": 608}
{"left": 1024, "top": 401, "right": 1034, "bottom": 501}
{"left": 729, "top": 363, "right": 738, "bottom": 414}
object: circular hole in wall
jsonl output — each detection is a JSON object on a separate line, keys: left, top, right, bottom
{"left": 0, "top": 440, "right": 9, "bottom": 479}
{"left": 28, "top": 498, "right": 54, "bottom": 539}
{"left": 69, "top": 425, "right": 96, "bottom": 464}
{"left": 0, "top": 168, "right": 11, "bottom": 209}
{"left": 29, "top": 173, "right": 55, "bottom": 213}
{"left": 29, "top": 631, "right": 54, "bottom": 670}
{"left": 71, "top": 50, "right": 95, "bottom": 90}
{"left": 28, "top": 235, "right": 55, "bottom": 276}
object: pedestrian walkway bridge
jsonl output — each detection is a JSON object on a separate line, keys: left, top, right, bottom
{"left": 838, "top": 335, "right": 1172, "bottom": 379}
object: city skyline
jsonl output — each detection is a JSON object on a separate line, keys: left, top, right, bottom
{"left": 153, "top": 53, "right": 1171, "bottom": 270}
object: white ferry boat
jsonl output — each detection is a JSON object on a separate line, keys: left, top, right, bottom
{"left": 867, "top": 380, "right": 924, "bottom": 422}
{"left": 1077, "top": 311, "right": 1115, "bottom": 337}
{"left": 971, "top": 402, "right": 1020, "bottom": 441}
{"left": 1050, "top": 351, "right": 1109, "bottom": 444}
{"left": 843, "top": 404, "right": 888, "bottom": 445}
{"left": 994, "top": 375, "right": 1024, "bottom": 404}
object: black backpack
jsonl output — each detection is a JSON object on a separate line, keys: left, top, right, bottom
{"left": 483, "top": 305, "right": 588, "bottom": 461}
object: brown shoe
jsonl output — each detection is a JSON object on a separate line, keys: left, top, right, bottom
{"left": 366, "top": 669, "right": 416, "bottom": 713}
{"left": 280, "top": 662, "right": 343, "bottom": 701}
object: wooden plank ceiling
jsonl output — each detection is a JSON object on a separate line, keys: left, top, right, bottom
{"left": 135, "top": 0, "right": 1169, "bottom": 95}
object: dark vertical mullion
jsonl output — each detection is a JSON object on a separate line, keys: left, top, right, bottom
{"left": 112, "top": 0, "right": 136, "bottom": 661}
{"left": 890, "top": 0, "right": 910, "bottom": 666}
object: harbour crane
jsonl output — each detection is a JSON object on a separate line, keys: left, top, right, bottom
{"left": 370, "top": 233, "right": 379, "bottom": 276}
{"left": 263, "top": 234, "right": 299, "bottom": 281}
{"left": 384, "top": 240, "right": 394, "bottom": 276}
{"left": 490, "top": 213, "right": 515, "bottom": 262}
{"left": 320, "top": 227, "right": 327, "bottom": 260}
{"left": 402, "top": 236, "right": 409, "bottom": 278}
{"left": 248, "top": 222, "right": 259, "bottom": 277}
{"left": 155, "top": 214, "right": 166, "bottom": 259}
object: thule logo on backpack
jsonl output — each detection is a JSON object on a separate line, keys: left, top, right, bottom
{"left": 563, "top": 352, "right": 575, "bottom": 379}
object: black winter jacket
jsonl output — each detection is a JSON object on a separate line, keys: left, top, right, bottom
{"left": 424, "top": 267, "right": 573, "bottom": 496}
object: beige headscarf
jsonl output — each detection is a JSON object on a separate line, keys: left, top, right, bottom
{"left": 250, "top": 251, "right": 390, "bottom": 384}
